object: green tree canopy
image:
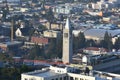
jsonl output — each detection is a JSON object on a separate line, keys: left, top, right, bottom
{"left": 45, "top": 8, "right": 55, "bottom": 29}
{"left": 78, "top": 32, "right": 86, "bottom": 48}
{"left": 38, "top": 24, "right": 47, "bottom": 31}
{"left": 100, "top": 31, "right": 113, "bottom": 51}
{"left": 45, "top": 38, "right": 57, "bottom": 58}
{"left": 28, "top": 44, "right": 43, "bottom": 59}
{"left": 114, "top": 37, "right": 120, "bottom": 50}
{"left": 73, "top": 32, "right": 86, "bottom": 51}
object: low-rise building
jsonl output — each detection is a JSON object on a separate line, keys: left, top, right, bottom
{"left": 43, "top": 30, "right": 61, "bottom": 38}
{"left": 83, "top": 47, "right": 108, "bottom": 55}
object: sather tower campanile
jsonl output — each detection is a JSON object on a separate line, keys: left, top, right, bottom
{"left": 62, "top": 18, "right": 73, "bottom": 64}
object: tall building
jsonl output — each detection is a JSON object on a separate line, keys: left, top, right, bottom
{"left": 62, "top": 18, "right": 73, "bottom": 64}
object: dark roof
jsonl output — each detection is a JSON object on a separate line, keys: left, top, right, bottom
{"left": 20, "top": 28, "right": 29, "bottom": 36}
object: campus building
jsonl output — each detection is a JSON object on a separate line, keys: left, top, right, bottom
{"left": 21, "top": 65, "right": 120, "bottom": 80}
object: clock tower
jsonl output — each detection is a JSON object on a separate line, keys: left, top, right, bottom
{"left": 62, "top": 18, "right": 73, "bottom": 64}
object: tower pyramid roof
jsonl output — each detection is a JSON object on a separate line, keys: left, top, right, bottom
{"left": 65, "top": 18, "right": 71, "bottom": 29}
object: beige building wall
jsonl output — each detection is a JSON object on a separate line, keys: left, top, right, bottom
{"left": 43, "top": 30, "right": 61, "bottom": 38}
{"left": 62, "top": 29, "right": 73, "bottom": 64}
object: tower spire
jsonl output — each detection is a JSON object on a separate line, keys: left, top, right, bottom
{"left": 62, "top": 18, "right": 73, "bottom": 64}
{"left": 65, "top": 18, "right": 71, "bottom": 29}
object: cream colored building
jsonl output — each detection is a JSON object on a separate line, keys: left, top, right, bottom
{"left": 42, "top": 21, "right": 63, "bottom": 30}
{"left": 43, "top": 30, "right": 61, "bottom": 38}
{"left": 20, "top": 8, "right": 29, "bottom": 12}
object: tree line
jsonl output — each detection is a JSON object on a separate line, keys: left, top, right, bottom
{"left": 73, "top": 31, "right": 120, "bottom": 52}
{"left": 26, "top": 31, "right": 120, "bottom": 60}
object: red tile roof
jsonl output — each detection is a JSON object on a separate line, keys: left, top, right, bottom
{"left": 84, "top": 47, "right": 108, "bottom": 52}
{"left": 31, "top": 36, "right": 49, "bottom": 44}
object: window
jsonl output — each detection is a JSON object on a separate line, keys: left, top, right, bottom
{"left": 70, "top": 77, "right": 73, "bottom": 80}
{"left": 60, "top": 77, "right": 62, "bottom": 80}
{"left": 30, "top": 78, "right": 36, "bottom": 80}
{"left": 56, "top": 78, "right": 58, "bottom": 80}
{"left": 64, "top": 33, "right": 68, "bottom": 38}
{"left": 75, "top": 78, "right": 78, "bottom": 80}
{"left": 24, "top": 78, "right": 27, "bottom": 80}
{"left": 64, "top": 76, "right": 68, "bottom": 80}
{"left": 80, "top": 78, "right": 84, "bottom": 80}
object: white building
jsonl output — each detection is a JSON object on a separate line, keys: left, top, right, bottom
{"left": 21, "top": 65, "right": 120, "bottom": 80}
{"left": 53, "top": 3, "right": 83, "bottom": 14}
{"left": 83, "top": 47, "right": 108, "bottom": 55}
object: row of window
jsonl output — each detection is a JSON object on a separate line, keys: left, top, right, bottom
{"left": 70, "top": 77, "right": 89, "bottom": 80}
{"left": 24, "top": 76, "right": 89, "bottom": 80}
{"left": 51, "top": 76, "right": 67, "bottom": 80}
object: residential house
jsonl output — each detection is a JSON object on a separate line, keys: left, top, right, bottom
{"left": 15, "top": 28, "right": 29, "bottom": 37}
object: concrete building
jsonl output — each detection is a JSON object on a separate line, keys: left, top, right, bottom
{"left": 21, "top": 65, "right": 120, "bottom": 80}
{"left": 62, "top": 18, "right": 73, "bottom": 64}
{"left": 92, "top": 54, "right": 120, "bottom": 73}
{"left": 43, "top": 30, "right": 61, "bottom": 38}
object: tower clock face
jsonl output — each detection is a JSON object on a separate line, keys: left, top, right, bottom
{"left": 64, "top": 33, "right": 68, "bottom": 38}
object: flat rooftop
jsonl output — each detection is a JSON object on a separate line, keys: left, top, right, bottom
{"left": 0, "top": 41, "right": 22, "bottom": 46}
{"left": 23, "top": 69, "right": 64, "bottom": 78}
{"left": 33, "top": 70, "right": 60, "bottom": 77}
{"left": 22, "top": 66, "right": 120, "bottom": 79}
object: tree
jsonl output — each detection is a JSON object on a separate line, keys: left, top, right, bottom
{"left": 73, "top": 32, "right": 86, "bottom": 51}
{"left": 0, "top": 65, "right": 34, "bottom": 80}
{"left": 28, "top": 44, "right": 43, "bottom": 59}
{"left": 86, "top": 39, "right": 96, "bottom": 47}
{"left": 73, "top": 35, "right": 79, "bottom": 51}
{"left": 2, "top": 7, "right": 9, "bottom": 21}
{"left": 56, "top": 36, "right": 63, "bottom": 58}
{"left": 45, "top": 38, "right": 57, "bottom": 58}
{"left": 78, "top": 32, "right": 86, "bottom": 49}
{"left": 45, "top": 8, "right": 55, "bottom": 29}
{"left": 101, "top": 31, "right": 113, "bottom": 51}
{"left": 38, "top": 24, "right": 47, "bottom": 31}
{"left": 0, "top": 53, "right": 13, "bottom": 63}
{"left": 114, "top": 37, "right": 120, "bottom": 50}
